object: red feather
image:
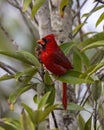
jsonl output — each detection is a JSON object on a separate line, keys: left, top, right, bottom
{"left": 37, "top": 34, "right": 73, "bottom": 109}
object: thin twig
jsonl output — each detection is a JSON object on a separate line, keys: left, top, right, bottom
{"left": 0, "top": 61, "right": 17, "bottom": 74}
{"left": 7, "top": 0, "right": 38, "bottom": 37}
{"left": 73, "top": 0, "right": 87, "bottom": 19}
{"left": 73, "top": 2, "right": 99, "bottom": 38}
{"left": 93, "top": 101, "right": 97, "bottom": 130}
{"left": 79, "top": 84, "right": 91, "bottom": 106}
{"left": 95, "top": 0, "right": 104, "bottom": 4}
{"left": 51, "top": 111, "right": 58, "bottom": 129}
{"left": 76, "top": 0, "right": 84, "bottom": 41}
{"left": 76, "top": 84, "right": 91, "bottom": 115}
{"left": 0, "top": 22, "right": 19, "bottom": 50}
{"left": 7, "top": 0, "right": 20, "bottom": 9}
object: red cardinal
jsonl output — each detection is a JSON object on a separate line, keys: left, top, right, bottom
{"left": 37, "top": 34, "right": 73, "bottom": 109}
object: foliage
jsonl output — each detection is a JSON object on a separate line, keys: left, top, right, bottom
{"left": 0, "top": 0, "right": 104, "bottom": 130}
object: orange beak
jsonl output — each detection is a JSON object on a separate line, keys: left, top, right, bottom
{"left": 37, "top": 39, "right": 45, "bottom": 45}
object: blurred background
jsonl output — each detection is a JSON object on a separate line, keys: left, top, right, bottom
{"left": 0, "top": 0, "right": 103, "bottom": 119}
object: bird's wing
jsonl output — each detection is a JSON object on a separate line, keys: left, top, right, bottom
{"left": 50, "top": 49, "right": 73, "bottom": 69}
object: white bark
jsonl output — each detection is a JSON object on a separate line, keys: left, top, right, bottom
{"left": 36, "top": 0, "right": 52, "bottom": 38}
{"left": 36, "top": 0, "right": 78, "bottom": 129}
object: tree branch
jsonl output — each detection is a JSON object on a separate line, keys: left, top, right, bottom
{"left": 7, "top": 0, "right": 38, "bottom": 37}
{"left": 0, "top": 61, "right": 17, "bottom": 75}
{"left": 76, "top": 0, "right": 84, "bottom": 41}
{"left": 73, "top": 2, "right": 99, "bottom": 38}
{"left": 0, "top": 22, "right": 19, "bottom": 50}
{"left": 73, "top": 0, "right": 87, "bottom": 19}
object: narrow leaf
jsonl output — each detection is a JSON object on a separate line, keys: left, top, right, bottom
{"left": 73, "top": 48, "right": 82, "bottom": 72}
{"left": 80, "top": 32, "right": 104, "bottom": 47}
{"left": 78, "top": 114, "right": 85, "bottom": 130}
{"left": 23, "top": 0, "right": 32, "bottom": 11}
{"left": 58, "top": 70, "right": 94, "bottom": 84}
{"left": 9, "top": 84, "right": 34, "bottom": 104}
{"left": 92, "top": 80, "right": 102, "bottom": 101}
{"left": 44, "top": 71, "right": 55, "bottom": 105}
{"left": 37, "top": 105, "right": 57, "bottom": 123}
{"left": 59, "top": 0, "right": 69, "bottom": 17}
{"left": 1, "top": 118, "right": 21, "bottom": 130}
{"left": 80, "top": 61, "right": 104, "bottom": 80}
{"left": 94, "top": 5, "right": 104, "bottom": 12}
{"left": 73, "top": 22, "right": 85, "bottom": 34}
{"left": 80, "top": 51, "right": 90, "bottom": 67}
{"left": 90, "top": 49, "right": 104, "bottom": 64}
{"left": 28, "top": 105, "right": 57, "bottom": 124}
{"left": 18, "top": 51, "right": 40, "bottom": 66}
{"left": 84, "top": 116, "right": 92, "bottom": 130}
{"left": 20, "top": 109, "right": 29, "bottom": 130}
{"left": 15, "top": 67, "right": 37, "bottom": 82}
{"left": 31, "top": 0, "right": 46, "bottom": 17}
{"left": 0, "top": 50, "right": 40, "bottom": 66}
{"left": 81, "top": 40, "right": 104, "bottom": 52}
{"left": 67, "top": 103, "right": 84, "bottom": 111}
{"left": 38, "top": 92, "right": 51, "bottom": 109}
{"left": 60, "top": 42, "right": 75, "bottom": 55}
{"left": 22, "top": 103, "right": 35, "bottom": 124}
{"left": 96, "top": 12, "right": 104, "bottom": 27}
{"left": 82, "top": 13, "right": 89, "bottom": 18}
{"left": 0, "top": 74, "right": 14, "bottom": 81}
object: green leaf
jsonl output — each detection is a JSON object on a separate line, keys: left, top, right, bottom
{"left": 1, "top": 118, "right": 21, "bottom": 130}
{"left": 0, "top": 126, "right": 5, "bottom": 130}
{"left": 94, "top": 5, "right": 104, "bottom": 12}
{"left": 36, "top": 105, "right": 57, "bottom": 123}
{"left": 73, "top": 48, "right": 82, "bottom": 72}
{"left": 81, "top": 40, "right": 104, "bottom": 52}
{"left": 90, "top": 49, "right": 104, "bottom": 64}
{"left": 33, "top": 95, "right": 38, "bottom": 104}
{"left": 31, "top": 0, "right": 46, "bottom": 17}
{"left": 0, "top": 74, "right": 14, "bottom": 81}
{"left": 80, "top": 32, "right": 96, "bottom": 39}
{"left": 22, "top": 103, "right": 35, "bottom": 124}
{"left": 60, "top": 42, "right": 75, "bottom": 55}
{"left": 96, "top": 12, "right": 104, "bottom": 27}
{"left": 9, "top": 84, "right": 34, "bottom": 104}
{"left": 59, "top": 0, "right": 69, "bottom": 17}
{"left": 0, "top": 50, "right": 40, "bottom": 66}
{"left": 92, "top": 80, "right": 102, "bottom": 101}
{"left": 9, "top": 67, "right": 38, "bottom": 104}
{"left": 78, "top": 114, "right": 85, "bottom": 130}
{"left": 84, "top": 116, "right": 92, "bottom": 130}
{"left": 80, "top": 32, "right": 104, "bottom": 47}
{"left": 81, "top": 13, "right": 89, "bottom": 18}
{"left": 67, "top": 103, "right": 84, "bottom": 111}
{"left": 44, "top": 71, "right": 55, "bottom": 105}
{"left": 38, "top": 92, "right": 51, "bottom": 109}
{"left": 45, "top": 86, "right": 55, "bottom": 106}
{"left": 23, "top": 0, "right": 32, "bottom": 11}
{"left": 18, "top": 51, "right": 40, "bottom": 66}
{"left": 80, "top": 61, "right": 104, "bottom": 80}
{"left": 58, "top": 70, "right": 94, "bottom": 84}
{"left": 44, "top": 71, "right": 53, "bottom": 85}
{"left": 80, "top": 51, "right": 90, "bottom": 67}
{"left": 73, "top": 22, "right": 85, "bottom": 34}
{"left": 23, "top": 104, "right": 57, "bottom": 124}
{"left": 15, "top": 67, "right": 38, "bottom": 82}
{"left": 20, "top": 109, "right": 34, "bottom": 130}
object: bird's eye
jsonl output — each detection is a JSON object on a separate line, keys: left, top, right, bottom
{"left": 42, "top": 38, "right": 49, "bottom": 44}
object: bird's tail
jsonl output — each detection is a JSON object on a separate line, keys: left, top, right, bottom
{"left": 62, "top": 82, "right": 67, "bottom": 110}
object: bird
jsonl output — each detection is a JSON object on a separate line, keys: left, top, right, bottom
{"left": 36, "top": 34, "right": 73, "bottom": 109}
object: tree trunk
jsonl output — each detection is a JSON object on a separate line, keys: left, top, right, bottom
{"left": 36, "top": 0, "right": 78, "bottom": 129}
